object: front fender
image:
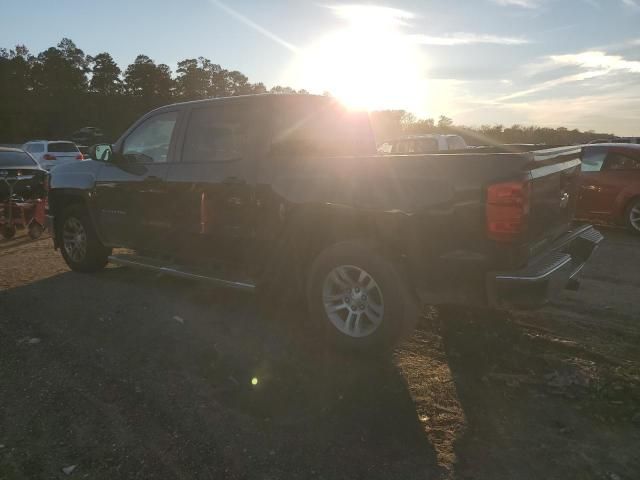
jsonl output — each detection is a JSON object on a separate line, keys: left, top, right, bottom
{"left": 49, "top": 160, "right": 102, "bottom": 191}
{"left": 48, "top": 161, "right": 104, "bottom": 246}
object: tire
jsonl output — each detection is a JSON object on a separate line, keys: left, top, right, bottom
{"left": 625, "top": 198, "right": 640, "bottom": 235}
{"left": 58, "top": 205, "right": 111, "bottom": 273}
{"left": 1, "top": 224, "right": 16, "bottom": 240}
{"left": 28, "top": 223, "right": 44, "bottom": 240}
{"left": 307, "top": 240, "right": 418, "bottom": 354}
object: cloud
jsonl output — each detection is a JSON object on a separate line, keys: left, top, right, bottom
{"left": 491, "top": 0, "right": 540, "bottom": 8}
{"left": 328, "top": 5, "right": 415, "bottom": 23}
{"left": 413, "top": 32, "right": 529, "bottom": 46}
{"left": 550, "top": 51, "right": 640, "bottom": 73}
{"left": 621, "top": 0, "right": 640, "bottom": 9}
{"left": 327, "top": 5, "right": 530, "bottom": 46}
{"left": 502, "top": 51, "right": 640, "bottom": 100}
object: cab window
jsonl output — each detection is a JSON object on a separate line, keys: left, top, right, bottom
{"left": 123, "top": 111, "right": 178, "bottom": 163}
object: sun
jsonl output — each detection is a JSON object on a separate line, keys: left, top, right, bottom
{"left": 289, "top": 6, "right": 429, "bottom": 113}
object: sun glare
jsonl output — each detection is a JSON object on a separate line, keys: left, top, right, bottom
{"left": 289, "top": 6, "right": 429, "bottom": 113}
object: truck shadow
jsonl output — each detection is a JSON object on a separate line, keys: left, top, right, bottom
{"left": 434, "top": 303, "right": 640, "bottom": 480}
{"left": 0, "top": 267, "right": 443, "bottom": 479}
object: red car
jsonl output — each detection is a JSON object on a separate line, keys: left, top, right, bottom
{"left": 577, "top": 143, "right": 640, "bottom": 234}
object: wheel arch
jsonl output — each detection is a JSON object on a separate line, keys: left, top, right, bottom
{"left": 49, "top": 189, "right": 104, "bottom": 248}
{"left": 622, "top": 194, "right": 640, "bottom": 230}
{"left": 262, "top": 202, "right": 415, "bottom": 293}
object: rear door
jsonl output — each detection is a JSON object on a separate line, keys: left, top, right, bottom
{"left": 165, "top": 101, "right": 262, "bottom": 269}
{"left": 94, "top": 110, "right": 180, "bottom": 249}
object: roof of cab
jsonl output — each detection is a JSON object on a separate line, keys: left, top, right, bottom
{"left": 149, "top": 93, "right": 332, "bottom": 114}
{"left": 583, "top": 143, "right": 640, "bottom": 150}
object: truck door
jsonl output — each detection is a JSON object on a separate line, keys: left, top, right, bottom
{"left": 165, "top": 101, "right": 263, "bottom": 270}
{"left": 94, "top": 110, "right": 179, "bottom": 249}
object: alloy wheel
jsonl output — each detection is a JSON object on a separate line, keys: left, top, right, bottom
{"left": 630, "top": 203, "right": 640, "bottom": 232}
{"left": 322, "top": 265, "right": 385, "bottom": 338}
{"left": 63, "top": 217, "right": 87, "bottom": 262}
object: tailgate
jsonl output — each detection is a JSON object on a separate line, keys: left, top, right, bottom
{"left": 526, "top": 146, "right": 582, "bottom": 255}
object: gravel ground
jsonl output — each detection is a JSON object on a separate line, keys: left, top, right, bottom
{"left": 0, "top": 229, "right": 639, "bottom": 479}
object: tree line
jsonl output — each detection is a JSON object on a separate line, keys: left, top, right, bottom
{"left": 1, "top": 38, "right": 615, "bottom": 145}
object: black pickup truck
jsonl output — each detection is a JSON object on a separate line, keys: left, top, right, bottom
{"left": 47, "top": 94, "right": 602, "bottom": 352}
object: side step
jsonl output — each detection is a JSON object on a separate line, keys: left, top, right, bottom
{"left": 108, "top": 254, "right": 256, "bottom": 292}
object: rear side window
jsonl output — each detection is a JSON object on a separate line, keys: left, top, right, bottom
{"left": 0, "top": 151, "right": 38, "bottom": 167}
{"left": 605, "top": 151, "right": 640, "bottom": 171}
{"left": 581, "top": 149, "right": 606, "bottom": 172}
{"left": 48, "top": 142, "right": 79, "bottom": 153}
{"left": 271, "top": 100, "right": 375, "bottom": 156}
{"left": 183, "top": 105, "right": 247, "bottom": 163}
{"left": 26, "top": 143, "right": 45, "bottom": 153}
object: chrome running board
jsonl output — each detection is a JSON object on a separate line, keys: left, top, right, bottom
{"left": 108, "top": 254, "right": 256, "bottom": 292}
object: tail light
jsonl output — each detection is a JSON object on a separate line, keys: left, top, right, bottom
{"left": 486, "top": 180, "right": 531, "bottom": 242}
{"left": 76, "top": 153, "right": 84, "bottom": 160}
{"left": 43, "top": 154, "right": 56, "bottom": 160}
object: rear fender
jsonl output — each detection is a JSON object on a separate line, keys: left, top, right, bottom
{"left": 262, "top": 203, "right": 413, "bottom": 290}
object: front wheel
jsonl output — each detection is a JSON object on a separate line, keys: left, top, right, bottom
{"left": 625, "top": 198, "right": 640, "bottom": 235}
{"left": 59, "top": 205, "right": 111, "bottom": 272}
{"left": 307, "top": 240, "right": 418, "bottom": 354}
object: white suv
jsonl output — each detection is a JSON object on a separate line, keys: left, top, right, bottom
{"left": 22, "top": 140, "right": 83, "bottom": 171}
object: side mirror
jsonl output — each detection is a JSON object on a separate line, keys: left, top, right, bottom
{"left": 90, "top": 144, "right": 113, "bottom": 162}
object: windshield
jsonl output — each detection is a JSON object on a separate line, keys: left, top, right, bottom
{"left": 0, "top": 151, "right": 38, "bottom": 167}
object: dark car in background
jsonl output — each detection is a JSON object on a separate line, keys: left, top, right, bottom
{"left": 577, "top": 143, "right": 640, "bottom": 234}
{"left": 71, "top": 126, "right": 105, "bottom": 146}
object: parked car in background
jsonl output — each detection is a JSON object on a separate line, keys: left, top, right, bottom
{"left": 22, "top": 140, "right": 83, "bottom": 171}
{"left": 378, "top": 134, "right": 468, "bottom": 154}
{"left": 71, "top": 127, "right": 105, "bottom": 146}
{"left": 577, "top": 143, "right": 640, "bottom": 234}
{"left": 47, "top": 94, "right": 602, "bottom": 353}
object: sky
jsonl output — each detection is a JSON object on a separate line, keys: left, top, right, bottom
{"left": 2, "top": 0, "right": 640, "bottom": 135}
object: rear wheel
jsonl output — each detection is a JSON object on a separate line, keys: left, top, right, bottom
{"left": 307, "top": 240, "right": 418, "bottom": 354}
{"left": 625, "top": 198, "right": 640, "bottom": 234}
{"left": 59, "top": 205, "right": 111, "bottom": 272}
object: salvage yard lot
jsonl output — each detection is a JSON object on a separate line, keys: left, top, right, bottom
{"left": 1, "top": 229, "right": 639, "bottom": 479}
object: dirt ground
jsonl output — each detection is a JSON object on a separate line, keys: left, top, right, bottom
{"left": 1, "top": 228, "right": 639, "bottom": 479}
